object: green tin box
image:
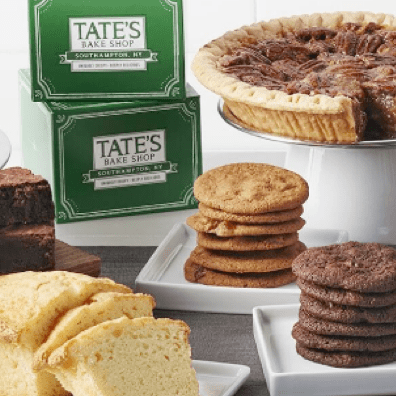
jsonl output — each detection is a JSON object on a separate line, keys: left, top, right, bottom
{"left": 28, "top": 0, "right": 185, "bottom": 101}
{"left": 19, "top": 69, "right": 201, "bottom": 224}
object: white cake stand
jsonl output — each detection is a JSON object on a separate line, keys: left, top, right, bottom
{"left": 0, "top": 130, "right": 11, "bottom": 169}
{"left": 218, "top": 100, "right": 396, "bottom": 244}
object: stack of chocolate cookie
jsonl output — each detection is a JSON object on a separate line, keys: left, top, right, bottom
{"left": 184, "top": 162, "right": 309, "bottom": 288}
{"left": 292, "top": 241, "right": 396, "bottom": 368}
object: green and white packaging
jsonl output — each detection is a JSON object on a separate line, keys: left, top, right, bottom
{"left": 19, "top": 69, "right": 202, "bottom": 224}
{"left": 28, "top": 0, "right": 185, "bottom": 101}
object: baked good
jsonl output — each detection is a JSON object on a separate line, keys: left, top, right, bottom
{"left": 197, "top": 231, "right": 298, "bottom": 251}
{"left": 187, "top": 212, "right": 305, "bottom": 236}
{"left": 296, "top": 344, "right": 396, "bottom": 368}
{"left": 184, "top": 258, "right": 295, "bottom": 288}
{"left": 34, "top": 292, "right": 155, "bottom": 370}
{"left": 293, "top": 241, "right": 396, "bottom": 292}
{"left": 0, "top": 167, "right": 54, "bottom": 226}
{"left": 0, "top": 271, "right": 133, "bottom": 396}
{"left": 193, "top": 163, "right": 309, "bottom": 214}
{"left": 45, "top": 317, "right": 200, "bottom": 396}
{"left": 292, "top": 322, "right": 396, "bottom": 352}
{"left": 296, "top": 278, "right": 396, "bottom": 307}
{"left": 189, "top": 242, "right": 306, "bottom": 273}
{"left": 54, "top": 239, "right": 102, "bottom": 277}
{"left": 300, "top": 292, "right": 396, "bottom": 323}
{"left": 0, "top": 224, "right": 55, "bottom": 273}
{"left": 192, "top": 12, "right": 396, "bottom": 143}
{"left": 198, "top": 203, "right": 304, "bottom": 223}
{"left": 293, "top": 242, "right": 396, "bottom": 367}
{"left": 185, "top": 162, "right": 308, "bottom": 288}
{"left": 298, "top": 308, "right": 396, "bottom": 337}
{"left": 0, "top": 271, "right": 132, "bottom": 349}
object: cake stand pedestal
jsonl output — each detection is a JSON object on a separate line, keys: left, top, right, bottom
{"left": 0, "top": 130, "right": 11, "bottom": 169}
{"left": 218, "top": 101, "right": 396, "bottom": 244}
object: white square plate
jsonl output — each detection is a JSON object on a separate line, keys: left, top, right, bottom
{"left": 253, "top": 305, "right": 396, "bottom": 396}
{"left": 193, "top": 360, "right": 250, "bottom": 396}
{"left": 135, "top": 223, "right": 348, "bottom": 314}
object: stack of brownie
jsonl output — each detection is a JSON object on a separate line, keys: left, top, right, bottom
{"left": 0, "top": 167, "right": 55, "bottom": 273}
{"left": 292, "top": 241, "right": 396, "bottom": 368}
{"left": 184, "top": 163, "right": 309, "bottom": 288}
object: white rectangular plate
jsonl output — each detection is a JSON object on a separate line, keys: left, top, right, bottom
{"left": 253, "top": 305, "right": 396, "bottom": 396}
{"left": 135, "top": 223, "right": 348, "bottom": 314}
{"left": 194, "top": 360, "right": 250, "bottom": 396}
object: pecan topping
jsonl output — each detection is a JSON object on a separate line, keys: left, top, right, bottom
{"left": 218, "top": 21, "right": 396, "bottom": 138}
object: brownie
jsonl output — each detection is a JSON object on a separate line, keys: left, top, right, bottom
{"left": 0, "top": 224, "right": 55, "bottom": 273}
{"left": 0, "top": 167, "right": 55, "bottom": 226}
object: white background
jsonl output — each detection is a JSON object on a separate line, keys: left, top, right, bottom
{"left": 0, "top": 0, "right": 395, "bottom": 166}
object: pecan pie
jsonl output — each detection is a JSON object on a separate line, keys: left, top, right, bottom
{"left": 192, "top": 12, "right": 396, "bottom": 143}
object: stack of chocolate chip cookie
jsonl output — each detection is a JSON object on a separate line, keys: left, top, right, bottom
{"left": 184, "top": 162, "right": 309, "bottom": 288}
{"left": 292, "top": 241, "right": 396, "bottom": 368}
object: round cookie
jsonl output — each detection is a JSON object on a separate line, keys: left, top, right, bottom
{"left": 189, "top": 242, "right": 306, "bottom": 273}
{"left": 300, "top": 292, "right": 396, "bottom": 324}
{"left": 198, "top": 203, "right": 304, "bottom": 224}
{"left": 193, "top": 163, "right": 309, "bottom": 214}
{"left": 296, "top": 343, "right": 396, "bottom": 368}
{"left": 197, "top": 232, "right": 298, "bottom": 251}
{"left": 184, "top": 259, "right": 296, "bottom": 288}
{"left": 186, "top": 212, "right": 305, "bottom": 237}
{"left": 296, "top": 278, "right": 396, "bottom": 308}
{"left": 298, "top": 309, "right": 396, "bottom": 337}
{"left": 292, "top": 322, "right": 396, "bottom": 352}
{"left": 292, "top": 242, "right": 396, "bottom": 293}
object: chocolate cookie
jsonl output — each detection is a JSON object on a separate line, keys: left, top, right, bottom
{"left": 184, "top": 259, "right": 296, "bottom": 288}
{"left": 193, "top": 163, "right": 309, "bottom": 214}
{"left": 300, "top": 292, "right": 396, "bottom": 324}
{"left": 298, "top": 309, "right": 396, "bottom": 337}
{"left": 296, "top": 344, "right": 396, "bottom": 368}
{"left": 189, "top": 242, "right": 306, "bottom": 273}
{"left": 197, "top": 232, "right": 298, "bottom": 251}
{"left": 198, "top": 203, "right": 304, "bottom": 224}
{"left": 292, "top": 242, "right": 396, "bottom": 293}
{"left": 292, "top": 322, "right": 396, "bottom": 352}
{"left": 186, "top": 212, "right": 305, "bottom": 237}
{"left": 296, "top": 278, "right": 396, "bottom": 308}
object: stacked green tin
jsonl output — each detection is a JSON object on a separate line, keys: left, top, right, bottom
{"left": 20, "top": 0, "right": 202, "bottom": 223}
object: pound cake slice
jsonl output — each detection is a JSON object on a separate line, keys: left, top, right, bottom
{"left": 34, "top": 292, "right": 155, "bottom": 370}
{"left": 46, "top": 317, "right": 200, "bottom": 396}
{"left": 0, "top": 271, "right": 133, "bottom": 396}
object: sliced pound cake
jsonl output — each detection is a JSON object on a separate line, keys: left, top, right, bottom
{"left": 46, "top": 317, "right": 200, "bottom": 396}
{"left": 34, "top": 292, "right": 155, "bottom": 370}
{"left": 0, "top": 271, "right": 133, "bottom": 396}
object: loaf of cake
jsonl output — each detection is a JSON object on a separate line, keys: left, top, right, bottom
{"left": 0, "top": 271, "right": 133, "bottom": 396}
{"left": 45, "top": 317, "right": 200, "bottom": 396}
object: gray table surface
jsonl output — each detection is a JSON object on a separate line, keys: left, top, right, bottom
{"left": 82, "top": 246, "right": 269, "bottom": 396}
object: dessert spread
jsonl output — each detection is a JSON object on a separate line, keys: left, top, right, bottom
{"left": 192, "top": 12, "right": 396, "bottom": 143}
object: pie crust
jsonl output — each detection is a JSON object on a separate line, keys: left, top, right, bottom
{"left": 192, "top": 12, "right": 396, "bottom": 143}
